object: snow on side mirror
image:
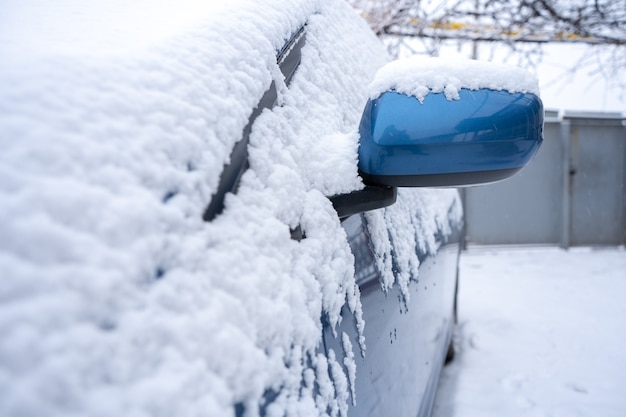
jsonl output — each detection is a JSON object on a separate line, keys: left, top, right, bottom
{"left": 358, "top": 57, "right": 544, "bottom": 187}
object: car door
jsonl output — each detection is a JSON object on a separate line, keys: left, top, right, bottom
{"left": 322, "top": 191, "right": 462, "bottom": 417}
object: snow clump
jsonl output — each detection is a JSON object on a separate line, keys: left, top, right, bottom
{"left": 368, "top": 56, "right": 540, "bottom": 102}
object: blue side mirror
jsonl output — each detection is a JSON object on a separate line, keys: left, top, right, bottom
{"left": 358, "top": 88, "right": 543, "bottom": 187}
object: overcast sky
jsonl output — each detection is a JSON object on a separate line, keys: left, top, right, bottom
{"left": 536, "top": 44, "right": 625, "bottom": 114}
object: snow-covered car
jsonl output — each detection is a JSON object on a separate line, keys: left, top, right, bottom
{"left": 0, "top": 1, "right": 542, "bottom": 417}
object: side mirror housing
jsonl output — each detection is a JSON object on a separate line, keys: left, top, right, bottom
{"left": 358, "top": 59, "right": 544, "bottom": 187}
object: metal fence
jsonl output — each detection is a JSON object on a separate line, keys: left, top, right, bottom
{"left": 464, "top": 110, "right": 626, "bottom": 247}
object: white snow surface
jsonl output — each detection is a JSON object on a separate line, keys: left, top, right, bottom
{"left": 368, "top": 56, "right": 540, "bottom": 101}
{"left": 433, "top": 247, "right": 626, "bottom": 417}
{"left": 0, "top": 1, "right": 462, "bottom": 417}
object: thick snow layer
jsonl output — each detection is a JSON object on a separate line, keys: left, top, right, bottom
{"left": 368, "top": 56, "right": 540, "bottom": 101}
{"left": 433, "top": 247, "right": 626, "bottom": 417}
{"left": 0, "top": 0, "right": 463, "bottom": 416}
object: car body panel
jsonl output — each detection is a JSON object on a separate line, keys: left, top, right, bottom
{"left": 323, "top": 201, "right": 462, "bottom": 417}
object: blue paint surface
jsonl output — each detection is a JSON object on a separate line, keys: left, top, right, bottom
{"left": 358, "top": 89, "right": 543, "bottom": 177}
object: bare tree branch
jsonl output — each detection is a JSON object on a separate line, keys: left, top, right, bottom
{"left": 348, "top": 0, "right": 625, "bottom": 98}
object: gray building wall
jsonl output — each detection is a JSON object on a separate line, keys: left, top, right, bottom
{"left": 464, "top": 111, "right": 626, "bottom": 247}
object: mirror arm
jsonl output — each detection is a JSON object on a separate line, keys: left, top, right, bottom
{"left": 330, "top": 184, "right": 397, "bottom": 219}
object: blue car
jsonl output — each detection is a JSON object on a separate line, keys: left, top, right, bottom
{"left": 0, "top": 1, "right": 541, "bottom": 416}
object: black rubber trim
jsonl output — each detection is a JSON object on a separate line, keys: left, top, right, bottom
{"left": 203, "top": 26, "right": 306, "bottom": 222}
{"left": 277, "top": 26, "right": 306, "bottom": 86}
{"left": 330, "top": 185, "right": 397, "bottom": 219}
{"left": 203, "top": 82, "right": 278, "bottom": 221}
{"left": 359, "top": 168, "right": 522, "bottom": 188}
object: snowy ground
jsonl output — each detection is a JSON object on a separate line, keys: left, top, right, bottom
{"left": 432, "top": 246, "right": 626, "bottom": 417}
